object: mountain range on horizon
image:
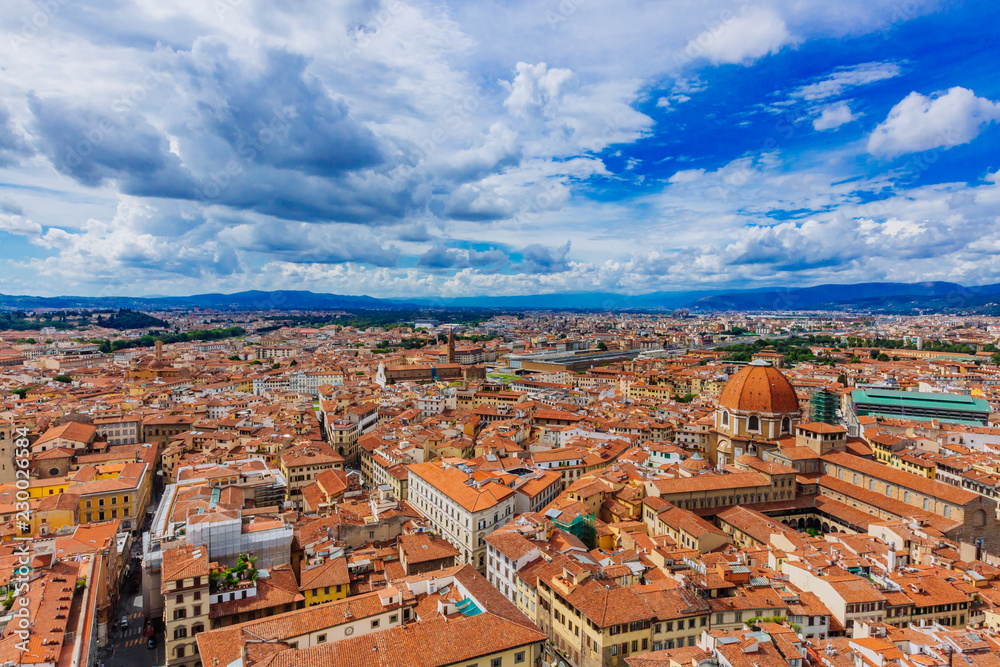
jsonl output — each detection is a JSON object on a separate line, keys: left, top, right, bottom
{"left": 3, "top": 281, "right": 1000, "bottom": 314}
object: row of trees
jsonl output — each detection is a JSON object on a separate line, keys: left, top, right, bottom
{"left": 91, "top": 326, "right": 246, "bottom": 353}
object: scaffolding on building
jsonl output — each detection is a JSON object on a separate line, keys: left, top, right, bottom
{"left": 551, "top": 513, "right": 596, "bottom": 549}
{"left": 811, "top": 389, "right": 839, "bottom": 424}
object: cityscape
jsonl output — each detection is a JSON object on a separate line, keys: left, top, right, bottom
{"left": 1, "top": 2, "right": 1000, "bottom": 667}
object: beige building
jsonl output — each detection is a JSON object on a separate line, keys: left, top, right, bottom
{"left": 407, "top": 460, "right": 517, "bottom": 571}
{"left": 161, "top": 545, "right": 210, "bottom": 667}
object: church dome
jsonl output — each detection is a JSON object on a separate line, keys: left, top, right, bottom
{"left": 718, "top": 360, "right": 799, "bottom": 414}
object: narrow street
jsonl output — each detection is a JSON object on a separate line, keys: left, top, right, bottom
{"left": 104, "top": 592, "right": 163, "bottom": 667}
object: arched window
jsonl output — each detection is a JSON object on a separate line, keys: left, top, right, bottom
{"left": 944, "top": 506, "right": 951, "bottom": 518}
{"left": 748, "top": 415, "right": 760, "bottom": 432}
{"left": 781, "top": 417, "right": 791, "bottom": 434}
{"left": 973, "top": 509, "right": 986, "bottom": 527}
{"left": 721, "top": 411, "right": 729, "bottom": 426}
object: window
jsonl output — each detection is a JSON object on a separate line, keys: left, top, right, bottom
{"left": 514, "top": 652, "right": 525, "bottom": 663}
{"left": 748, "top": 415, "right": 760, "bottom": 432}
{"left": 371, "top": 620, "right": 380, "bottom": 629}
{"left": 317, "top": 634, "right": 327, "bottom": 644}
{"left": 869, "top": 479, "right": 874, "bottom": 491}
{"left": 904, "top": 491, "right": 910, "bottom": 503}
{"left": 944, "top": 506, "right": 951, "bottom": 518}
{"left": 176, "top": 594, "right": 184, "bottom": 604}
{"left": 924, "top": 498, "right": 930, "bottom": 510}
{"left": 491, "top": 659, "right": 502, "bottom": 667}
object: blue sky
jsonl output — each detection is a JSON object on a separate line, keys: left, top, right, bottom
{"left": 0, "top": 0, "right": 998, "bottom": 298}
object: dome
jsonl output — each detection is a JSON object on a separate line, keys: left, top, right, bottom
{"left": 681, "top": 453, "right": 710, "bottom": 471}
{"left": 718, "top": 360, "right": 799, "bottom": 414}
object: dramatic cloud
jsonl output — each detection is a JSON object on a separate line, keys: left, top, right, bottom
{"left": 0, "top": 0, "right": 994, "bottom": 297}
{"left": 417, "top": 245, "right": 509, "bottom": 269}
{"left": 868, "top": 87, "right": 1000, "bottom": 158}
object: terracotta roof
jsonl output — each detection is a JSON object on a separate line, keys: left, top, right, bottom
{"left": 718, "top": 361, "right": 800, "bottom": 414}
{"left": 299, "top": 557, "right": 350, "bottom": 591}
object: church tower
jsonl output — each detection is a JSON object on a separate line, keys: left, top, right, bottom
{"left": 447, "top": 327, "right": 456, "bottom": 364}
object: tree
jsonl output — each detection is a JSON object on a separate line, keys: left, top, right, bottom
{"left": 849, "top": 356, "right": 860, "bottom": 363}
{"left": 53, "top": 374, "right": 73, "bottom": 383}
{"left": 597, "top": 341, "right": 608, "bottom": 351}
{"left": 836, "top": 374, "right": 847, "bottom": 385}
{"left": 877, "top": 353, "right": 890, "bottom": 361}
{"left": 869, "top": 350, "right": 879, "bottom": 359}
{"left": 289, "top": 359, "right": 298, "bottom": 366}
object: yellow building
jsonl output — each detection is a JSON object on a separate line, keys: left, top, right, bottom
{"left": 537, "top": 566, "right": 710, "bottom": 667}
{"left": 298, "top": 557, "right": 350, "bottom": 605}
{"left": 26, "top": 476, "right": 71, "bottom": 498}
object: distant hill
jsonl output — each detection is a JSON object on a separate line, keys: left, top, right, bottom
{"left": 3, "top": 281, "right": 1000, "bottom": 313}
{"left": 688, "top": 282, "right": 1000, "bottom": 312}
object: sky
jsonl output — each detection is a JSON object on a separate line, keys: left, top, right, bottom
{"left": 0, "top": 0, "right": 998, "bottom": 298}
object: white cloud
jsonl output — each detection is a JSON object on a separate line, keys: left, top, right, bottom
{"left": 687, "top": 8, "right": 792, "bottom": 65}
{"left": 668, "top": 169, "right": 706, "bottom": 184}
{"left": 867, "top": 87, "right": 1000, "bottom": 158}
{"left": 792, "top": 61, "right": 902, "bottom": 100}
{"left": 0, "top": 214, "right": 42, "bottom": 238}
{"left": 813, "top": 101, "right": 859, "bottom": 131}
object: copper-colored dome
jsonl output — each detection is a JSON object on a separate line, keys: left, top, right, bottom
{"left": 718, "top": 360, "right": 799, "bottom": 414}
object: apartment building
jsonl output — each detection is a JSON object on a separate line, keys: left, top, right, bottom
{"left": 161, "top": 545, "right": 210, "bottom": 667}
{"left": 407, "top": 460, "right": 517, "bottom": 571}
{"left": 196, "top": 565, "right": 546, "bottom": 667}
{"left": 278, "top": 442, "right": 345, "bottom": 508}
